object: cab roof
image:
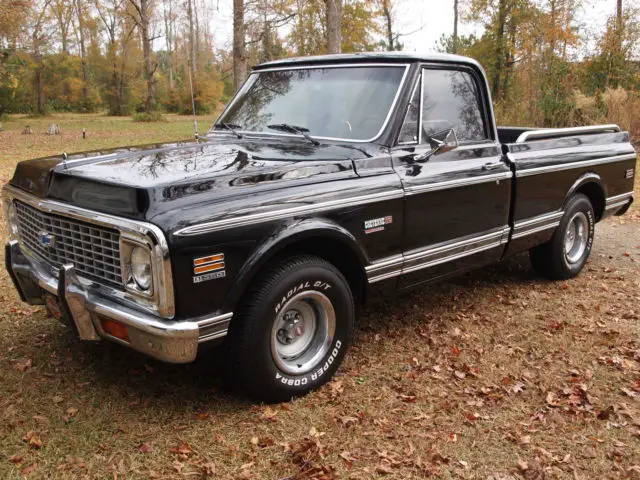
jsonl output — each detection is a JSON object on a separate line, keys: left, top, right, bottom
{"left": 253, "top": 51, "right": 483, "bottom": 71}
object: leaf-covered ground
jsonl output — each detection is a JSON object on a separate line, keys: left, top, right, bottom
{"left": 0, "top": 115, "right": 639, "bottom": 479}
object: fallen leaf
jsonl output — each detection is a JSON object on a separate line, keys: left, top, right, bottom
{"left": 22, "top": 431, "right": 42, "bottom": 449}
{"left": 21, "top": 464, "right": 37, "bottom": 475}
{"left": 202, "top": 462, "right": 216, "bottom": 476}
{"left": 260, "top": 407, "right": 278, "bottom": 421}
{"left": 169, "top": 442, "right": 194, "bottom": 456}
{"left": 14, "top": 358, "right": 32, "bottom": 372}
{"left": 517, "top": 459, "right": 529, "bottom": 471}
{"left": 194, "top": 412, "right": 210, "bottom": 421}
{"left": 138, "top": 442, "right": 152, "bottom": 453}
{"left": 518, "top": 435, "right": 532, "bottom": 445}
{"left": 376, "top": 463, "right": 394, "bottom": 474}
{"left": 66, "top": 407, "right": 78, "bottom": 417}
{"left": 340, "top": 451, "right": 358, "bottom": 464}
{"left": 9, "top": 454, "right": 23, "bottom": 463}
{"left": 52, "top": 395, "right": 63, "bottom": 404}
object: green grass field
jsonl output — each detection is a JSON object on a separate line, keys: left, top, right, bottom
{"left": 0, "top": 112, "right": 218, "bottom": 171}
{"left": 0, "top": 114, "right": 639, "bottom": 479}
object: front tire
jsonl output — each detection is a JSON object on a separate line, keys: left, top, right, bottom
{"left": 225, "top": 255, "right": 354, "bottom": 403}
{"left": 529, "top": 193, "right": 595, "bottom": 280}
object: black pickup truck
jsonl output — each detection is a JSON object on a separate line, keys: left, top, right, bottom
{"left": 2, "top": 53, "right": 636, "bottom": 402}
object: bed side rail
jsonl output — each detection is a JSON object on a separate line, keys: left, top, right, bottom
{"left": 515, "top": 124, "right": 621, "bottom": 143}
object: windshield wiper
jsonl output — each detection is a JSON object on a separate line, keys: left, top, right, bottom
{"left": 214, "top": 122, "right": 243, "bottom": 139}
{"left": 267, "top": 123, "right": 320, "bottom": 146}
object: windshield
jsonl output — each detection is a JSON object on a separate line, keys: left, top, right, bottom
{"left": 214, "top": 65, "right": 407, "bottom": 141}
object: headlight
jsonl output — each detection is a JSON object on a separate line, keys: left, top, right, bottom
{"left": 4, "top": 201, "right": 20, "bottom": 239}
{"left": 130, "top": 246, "right": 152, "bottom": 291}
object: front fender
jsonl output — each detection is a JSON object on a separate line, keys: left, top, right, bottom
{"left": 223, "top": 218, "right": 368, "bottom": 311}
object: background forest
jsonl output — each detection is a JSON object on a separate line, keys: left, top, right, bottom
{"left": 0, "top": 0, "right": 638, "bottom": 135}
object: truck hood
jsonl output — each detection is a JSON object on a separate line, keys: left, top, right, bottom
{"left": 9, "top": 135, "right": 369, "bottom": 220}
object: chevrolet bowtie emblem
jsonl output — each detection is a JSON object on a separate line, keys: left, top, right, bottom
{"left": 38, "top": 232, "right": 56, "bottom": 248}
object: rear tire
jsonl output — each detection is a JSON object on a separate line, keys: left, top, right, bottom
{"left": 529, "top": 193, "right": 595, "bottom": 280}
{"left": 224, "top": 255, "right": 354, "bottom": 403}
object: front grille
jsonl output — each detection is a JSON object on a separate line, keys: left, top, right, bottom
{"left": 14, "top": 201, "right": 123, "bottom": 288}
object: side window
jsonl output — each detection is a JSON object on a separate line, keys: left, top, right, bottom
{"left": 421, "top": 69, "right": 487, "bottom": 143}
{"left": 398, "top": 79, "right": 420, "bottom": 143}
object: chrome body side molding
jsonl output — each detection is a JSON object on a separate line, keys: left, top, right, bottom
{"left": 515, "top": 153, "right": 637, "bottom": 178}
{"left": 404, "top": 171, "right": 512, "bottom": 195}
{"left": 174, "top": 190, "right": 405, "bottom": 236}
{"left": 512, "top": 211, "right": 563, "bottom": 240}
{"left": 605, "top": 191, "right": 634, "bottom": 212}
{"left": 366, "top": 227, "right": 510, "bottom": 284}
{"left": 198, "top": 312, "right": 234, "bottom": 343}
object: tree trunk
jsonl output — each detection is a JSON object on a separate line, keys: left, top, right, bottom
{"left": 188, "top": 0, "right": 196, "bottom": 75}
{"left": 75, "top": 0, "right": 89, "bottom": 109}
{"left": 233, "top": 0, "right": 247, "bottom": 90}
{"left": 325, "top": 0, "right": 342, "bottom": 54}
{"left": 382, "top": 0, "right": 393, "bottom": 51}
{"left": 453, "top": 0, "right": 459, "bottom": 53}
{"left": 130, "top": 0, "right": 156, "bottom": 112}
{"left": 492, "top": 0, "right": 507, "bottom": 101}
{"left": 163, "top": 0, "right": 174, "bottom": 89}
{"left": 33, "top": 39, "right": 45, "bottom": 114}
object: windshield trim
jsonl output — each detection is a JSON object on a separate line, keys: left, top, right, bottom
{"left": 209, "top": 63, "right": 411, "bottom": 144}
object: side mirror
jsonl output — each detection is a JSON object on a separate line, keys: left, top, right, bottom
{"left": 413, "top": 128, "right": 459, "bottom": 162}
{"left": 428, "top": 128, "right": 458, "bottom": 155}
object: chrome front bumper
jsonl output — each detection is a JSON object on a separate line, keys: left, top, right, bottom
{"left": 5, "top": 240, "right": 232, "bottom": 363}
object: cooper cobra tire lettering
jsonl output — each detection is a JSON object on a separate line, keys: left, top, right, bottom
{"left": 278, "top": 340, "right": 343, "bottom": 384}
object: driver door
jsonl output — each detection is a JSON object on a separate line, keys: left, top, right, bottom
{"left": 393, "top": 65, "right": 512, "bottom": 289}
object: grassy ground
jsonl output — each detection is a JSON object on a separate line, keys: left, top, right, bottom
{"left": 0, "top": 114, "right": 639, "bottom": 479}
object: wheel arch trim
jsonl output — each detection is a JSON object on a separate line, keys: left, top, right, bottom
{"left": 563, "top": 173, "right": 606, "bottom": 221}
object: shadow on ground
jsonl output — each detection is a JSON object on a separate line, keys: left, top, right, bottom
{"left": 33, "top": 252, "right": 538, "bottom": 406}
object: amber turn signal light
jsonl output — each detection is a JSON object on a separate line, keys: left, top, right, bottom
{"left": 101, "top": 318, "right": 129, "bottom": 342}
{"left": 193, "top": 254, "right": 224, "bottom": 266}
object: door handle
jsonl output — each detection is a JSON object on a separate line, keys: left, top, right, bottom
{"left": 482, "top": 162, "right": 503, "bottom": 171}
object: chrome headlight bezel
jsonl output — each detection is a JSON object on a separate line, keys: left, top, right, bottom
{"left": 2, "top": 199, "right": 20, "bottom": 241}
{"left": 121, "top": 236, "right": 155, "bottom": 298}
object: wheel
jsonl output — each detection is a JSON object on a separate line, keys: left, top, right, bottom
{"left": 529, "top": 194, "right": 595, "bottom": 280}
{"left": 225, "top": 255, "right": 354, "bottom": 403}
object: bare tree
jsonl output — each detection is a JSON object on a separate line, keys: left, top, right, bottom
{"left": 73, "top": 0, "right": 90, "bottom": 109}
{"left": 162, "top": 0, "right": 175, "bottom": 89}
{"left": 381, "top": 0, "right": 394, "bottom": 50}
{"left": 51, "top": 0, "right": 74, "bottom": 53}
{"left": 453, "top": 0, "right": 459, "bottom": 53}
{"left": 31, "top": 0, "right": 52, "bottom": 114}
{"left": 233, "top": 0, "right": 247, "bottom": 90}
{"left": 324, "top": 0, "right": 342, "bottom": 53}
{"left": 128, "top": 0, "right": 157, "bottom": 112}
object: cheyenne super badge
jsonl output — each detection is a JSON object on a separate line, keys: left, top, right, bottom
{"left": 193, "top": 253, "right": 226, "bottom": 283}
{"left": 364, "top": 216, "right": 393, "bottom": 234}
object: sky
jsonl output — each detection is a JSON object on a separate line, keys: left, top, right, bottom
{"left": 207, "top": 0, "right": 621, "bottom": 57}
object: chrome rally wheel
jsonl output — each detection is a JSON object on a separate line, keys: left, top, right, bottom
{"left": 564, "top": 211, "right": 589, "bottom": 264}
{"left": 271, "top": 291, "right": 336, "bottom": 375}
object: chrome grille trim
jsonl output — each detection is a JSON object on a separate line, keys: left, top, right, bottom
{"left": 2, "top": 184, "right": 175, "bottom": 319}
{"left": 14, "top": 200, "right": 123, "bottom": 287}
